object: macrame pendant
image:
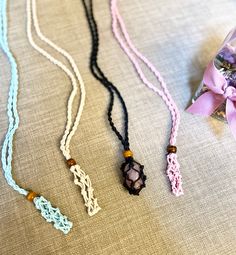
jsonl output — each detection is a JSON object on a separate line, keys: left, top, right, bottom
{"left": 26, "top": 191, "right": 72, "bottom": 234}
{"left": 121, "top": 151, "right": 146, "bottom": 195}
{"left": 34, "top": 196, "right": 72, "bottom": 234}
{"left": 81, "top": 0, "right": 147, "bottom": 195}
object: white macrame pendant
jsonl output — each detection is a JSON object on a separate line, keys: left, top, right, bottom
{"left": 70, "top": 164, "right": 101, "bottom": 216}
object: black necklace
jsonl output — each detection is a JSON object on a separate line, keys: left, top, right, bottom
{"left": 81, "top": 0, "right": 146, "bottom": 195}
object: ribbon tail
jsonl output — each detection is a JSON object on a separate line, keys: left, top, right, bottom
{"left": 226, "top": 99, "right": 236, "bottom": 140}
{"left": 187, "top": 91, "right": 224, "bottom": 116}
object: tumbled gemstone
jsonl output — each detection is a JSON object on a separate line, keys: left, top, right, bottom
{"left": 121, "top": 159, "right": 146, "bottom": 195}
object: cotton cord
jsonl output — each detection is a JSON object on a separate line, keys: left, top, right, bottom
{"left": 0, "top": 0, "right": 72, "bottom": 234}
{"left": 26, "top": 0, "right": 100, "bottom": 215}
{"left": 0, "top": 0, "right": 27, "bottom": 196}
{"left": 111, "top": 0, "right": 183, "bottom": 196}
{"left": 81, "top": 0, "right": 130, "bottom": 151}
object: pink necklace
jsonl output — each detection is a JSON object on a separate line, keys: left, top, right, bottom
{"left": 110, "top": 0, "right": 183, "bottom": 196}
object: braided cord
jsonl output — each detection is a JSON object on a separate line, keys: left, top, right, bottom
{"left": 27, "top": 0, "right": 84, "bottom": 160}
{"left": 81, "top": 0, "right": 130, "bottom": 150}
{"left": 0, "top": 0, "right": 28, "bottom": 196}
{"left": 111, "top": 0, "right": 180, "bottom": 145}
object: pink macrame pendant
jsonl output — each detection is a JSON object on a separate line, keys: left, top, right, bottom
{"left": 121, "top": 158, "right": 146, "bottom": 195}
{"left": 166, "top": 153, "right": 183, "bottom": 196}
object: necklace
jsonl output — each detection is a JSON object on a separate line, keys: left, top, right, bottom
{"left": 26, "top": 0, "right": 101, "bottom": 215}
{"left": 81, "top": 0, "right": 146, "bottom": 195}
{"left": 111, "top": 0, "right": 183, "bottom": 196}
{"left": 0, "top": 0, "right": 72, "bottom": 234}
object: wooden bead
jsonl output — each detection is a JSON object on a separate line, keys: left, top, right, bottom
{"left": 167, "top": 145, "right": 177, "bottom": 154}
{"left": 67, "top": 158, "right": 76, "bottom": 167}
{"left": 26, "top": 191, "right": 38, "bottom": 202}
{"left": 123, "top": 150, "right": 133, "bottom": 158}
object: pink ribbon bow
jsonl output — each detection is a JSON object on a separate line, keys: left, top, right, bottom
{"left": 187, "top": 61, "right": 236, "bottom": 139}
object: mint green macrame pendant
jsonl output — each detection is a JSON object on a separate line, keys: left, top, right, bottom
{"left": 33, "top": 196, "right": 72, "bottom": 234}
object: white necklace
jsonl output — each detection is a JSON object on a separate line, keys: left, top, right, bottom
{"left": 26, "top": 0, "right": 101, "bottom": 216}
